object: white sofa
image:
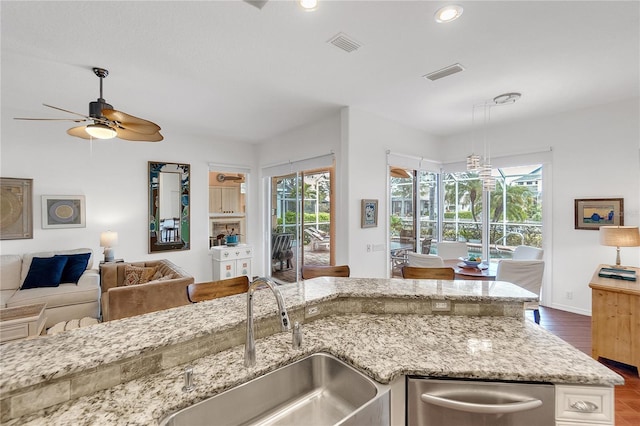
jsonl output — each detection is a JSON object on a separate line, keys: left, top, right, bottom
{"left": 0, "top": 248, "right": 100, "bottom": 329}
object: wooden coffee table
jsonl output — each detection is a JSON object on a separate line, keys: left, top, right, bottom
{"left": 0, "top": 303, "right": 47, "bottom": 343}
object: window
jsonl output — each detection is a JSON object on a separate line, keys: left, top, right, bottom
{"left": 443, "top": 164, "right": 543, "bottom": 258}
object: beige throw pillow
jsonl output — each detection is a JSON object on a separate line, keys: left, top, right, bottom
{"left": 123, "top": 265, "right": 157, "bottom": 286}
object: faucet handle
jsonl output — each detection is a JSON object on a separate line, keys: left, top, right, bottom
{"left": 292, "top": 322, "right": 303, "bottom": 349}
{"left": 182, "top": 365, "right": 195, "bottom": 392}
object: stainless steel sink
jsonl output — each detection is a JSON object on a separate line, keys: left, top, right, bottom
{"left": 161, "top": 352, "right": 390, "bottom": 426}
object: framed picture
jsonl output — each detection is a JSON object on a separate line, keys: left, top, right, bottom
{"left": 361, "top": 199, "right": 378, "bottom": 228}
{"left": 42, "top": 195, "right": 86, "bottom": 229}
{"left": 0, "top": 177, "right": 33, "bottom": 240}
{"left": 574, "top": 198, "right": 623, "bottom": 230}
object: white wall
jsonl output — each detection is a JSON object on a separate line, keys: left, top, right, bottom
{"left": 256, "top": 112, "right": 343, "bottom": 274}
{"left": 344, "top": 107, "right": 442, "bottom": 278}
{"left": 4, "top": 89, "right": 637, "bottom": 316}
{"left": 0, "top": 116, "right": 256, "bottom": 282}
{"left": 441, "top": 98, "right": 640, "bottom": 315}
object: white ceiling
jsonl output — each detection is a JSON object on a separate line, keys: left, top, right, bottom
{"left": 2, "top": 1, "right": 639, "bottom": 143}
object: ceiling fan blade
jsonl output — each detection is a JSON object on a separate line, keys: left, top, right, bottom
{"left": 66, "top": 125, "right": 92, "bottom": 140}
{"left": 43, "top": 103, "right": 90, "bottom": 119}
{"left": 14, "top": 117, "right": 86, "bottom": 122}
{"left": 102, "top": 109, "right": 161, "bottom": 135}
{"left": 115, "top": 127, "right": 163, "bottom": 142}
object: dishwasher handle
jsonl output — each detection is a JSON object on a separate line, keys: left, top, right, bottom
{"left": 420, "top": 393, "right": 543, "bottom": 414}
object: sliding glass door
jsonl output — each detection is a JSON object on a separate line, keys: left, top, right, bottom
{"left": 389, "top": 168, "right": 439, "bottom": 276}
{"left": 270, "top": 168, "right": 333, "bottom": 283}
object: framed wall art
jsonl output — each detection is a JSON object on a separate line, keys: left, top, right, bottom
{"left": 361, "top": 199, "right": 378, "bottom": 228}
{"left": 574, "top": 198, "right": 623, "bottom": 230}
{"left": 0, "top": 177, "right": 33, "bottom": 240}
{"left": 42, "top": 195, "right": 86, "bottom": 229}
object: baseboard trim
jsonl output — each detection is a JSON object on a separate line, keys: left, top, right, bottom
{"left": 546, "top": 302, "right": 591, "bottom": 317}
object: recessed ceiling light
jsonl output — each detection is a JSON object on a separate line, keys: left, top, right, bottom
{"left": 434, "top": 5, "right": 463, "bottom": 23}
{"left": 298, "top": 0, "right": 318, "bottom": 11}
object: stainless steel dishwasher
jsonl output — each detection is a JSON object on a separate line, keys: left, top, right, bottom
{"left": 406, "top": 377, "right": 555, "bottom": 425}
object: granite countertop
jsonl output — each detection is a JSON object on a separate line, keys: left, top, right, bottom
{"left": 0, "top": 277, "right": 623, "bottom": 425}
{"left": 8, "top": 313, "right": 623, "bottom": 425}
{"left": 0, "top": 277, "right": 538, "bottom": 394}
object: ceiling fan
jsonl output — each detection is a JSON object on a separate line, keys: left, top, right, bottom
{"left": 216, "top": 173, "right": 244, "bottom": 183}
{"left": 14, "top": 67, "right": 163, "bottom": 142}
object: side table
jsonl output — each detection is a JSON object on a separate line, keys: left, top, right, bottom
{"left": 589, "top": 264, "right": 640, "bottom": 373}
{"left": 0, "top": 303, "right": 47, "bottom": 343}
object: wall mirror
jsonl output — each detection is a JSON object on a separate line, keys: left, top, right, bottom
{"left": 149, "top": 161, "right": 190, "bottom": 252}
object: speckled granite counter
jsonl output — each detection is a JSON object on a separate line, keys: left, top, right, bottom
{"left": 0, "top": 278, "right": 623, "bottom": 424}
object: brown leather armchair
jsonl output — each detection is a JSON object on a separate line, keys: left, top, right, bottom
{"left": 100, "top": 259, "right": 194, "bottom": 321}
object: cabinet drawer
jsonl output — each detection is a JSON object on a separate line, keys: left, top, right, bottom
{"left": 555, "top": 385, "right": 613, "bottom": 424}
{"left": 0, "top": 323, "right": 29, "bottom": 342}
{"left": 210, "top": 245, "right": 252, "bottom": 260}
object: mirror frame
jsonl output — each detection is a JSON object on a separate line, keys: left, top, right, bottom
{"left": 148, "top": 161, "right": 190, "bottom": 253}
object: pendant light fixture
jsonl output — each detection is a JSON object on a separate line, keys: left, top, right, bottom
{"left": 466, "top": 105, "right": 481, "bottom": 172}
{"left": 466, "top": 92, "right": 522, "bottom": 192}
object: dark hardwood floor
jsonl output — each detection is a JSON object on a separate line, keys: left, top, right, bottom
{"left": 526, "top": 306, "right": 640, "bottom": 426}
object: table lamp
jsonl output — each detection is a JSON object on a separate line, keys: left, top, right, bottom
{"left": 599, "top": 226, "right": 640, "bottom": 267}
{"left": 100, "top": 231, "right": 118, "bottom": 263}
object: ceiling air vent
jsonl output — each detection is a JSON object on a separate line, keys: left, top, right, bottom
{"left": 423, "top": 63, "right": 465, "bottom": 81}
{"left": 328, "top": 32, "right": 362, "bottom": 53}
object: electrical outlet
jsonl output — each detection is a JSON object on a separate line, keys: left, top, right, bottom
{"left": 566, "top": 291, "right": 573, "bottom": 300}
{"left": 367, "top": 244, "right": 371, "bottom": 253}
{"left": 432, "top": 300, "right": 451, "bottom": 311}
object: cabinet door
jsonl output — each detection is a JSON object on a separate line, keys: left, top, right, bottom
{"left": 209, "top": 187, "right": 222, "bottom": 213}
{"left": 221, "top": 187, "right": 239, "bottom": 213}
{"left": 213, "top": 260, "right": 236, "bottom": 280}
{"left": 236, "top": 259, "right": 251, "bottom": 278}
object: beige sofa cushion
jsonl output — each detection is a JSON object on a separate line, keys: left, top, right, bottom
{"left": 7, "top": 270, "right": 100, "bottom": 310}
{"left": 1, "top": 255, "right": 23, "bottom": 291}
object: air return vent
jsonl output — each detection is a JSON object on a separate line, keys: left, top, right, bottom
{"left": 423, "top": 63, "right": 465, "bottom": 81}
{"left": 328, "top": 32, "right": 362, "bottom": 53}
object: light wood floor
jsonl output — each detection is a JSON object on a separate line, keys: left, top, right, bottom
{"left": 528, "top": 306, "right": 640, "bottom": 426}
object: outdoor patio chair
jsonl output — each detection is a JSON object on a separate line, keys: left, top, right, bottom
{"left": 304, "top": 228, "right": 330, "bottom": 251}
{"left": 272, "top": 233, "right": 294, "bottom": 271}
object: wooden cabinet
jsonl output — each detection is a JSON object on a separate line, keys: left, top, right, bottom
{"left": 209, "top": 187, "right": 240, "bottom": 214}
{"left": 589, "top": 265, "right": 640, "bottom": 371}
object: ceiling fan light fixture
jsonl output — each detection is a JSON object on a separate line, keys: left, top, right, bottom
{"left": 85, "top": 123, "right": 117, "bottom": 139}
{"left": 434, "top": 5, "right": 463, "bottom": 23}
{"left": 298, "top": 0, "right": 318, "bottom": 11}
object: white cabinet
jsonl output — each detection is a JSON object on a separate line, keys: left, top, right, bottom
{"left": 555, "top": 385, "right": 614, "bottom": 425}
{"left": 210, "top": 245, "right": 253, "bottom": 280}
{"left": 209, "top": 187, "right": 240, "bottom": 214}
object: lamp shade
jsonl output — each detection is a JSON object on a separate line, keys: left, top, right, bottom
{"left": 599, "top": 226, "right": 640, "bottom": 247}
{"left": 100, "top": 231, "right": 119, "bottom": 247}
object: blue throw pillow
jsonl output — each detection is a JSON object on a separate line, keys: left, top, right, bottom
{"left": 21, "top": 256, "right": 68, "bottom": 289}
{"left": 56, "top": 253, "right": 91, "bottom": 284}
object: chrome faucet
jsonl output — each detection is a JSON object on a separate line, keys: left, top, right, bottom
{"left": 244, "top": 277, "right": 290, "bottom": 367}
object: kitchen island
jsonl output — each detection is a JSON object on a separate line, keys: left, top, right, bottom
{"left": 0, "top": 277, "right": 623, "bottom": 425}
